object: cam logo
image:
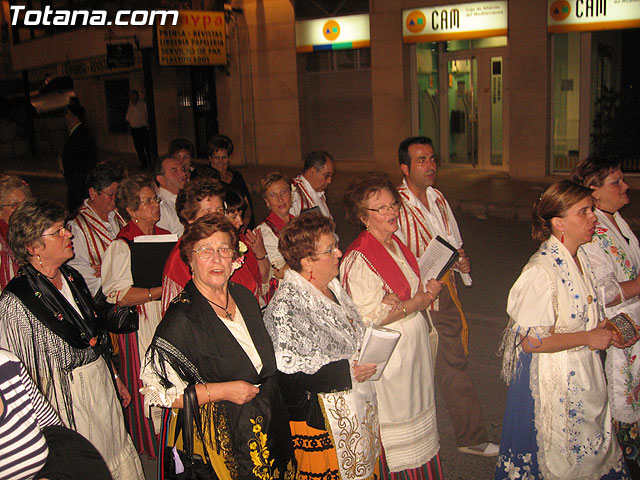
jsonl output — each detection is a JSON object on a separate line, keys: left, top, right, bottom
{"left": 323, "top": 20, "right": 340, "bottom": 41}
{"left": 550, "top": 0, "right": 571, "bottom": 21}
{"left": 406, "top": 10, "right": 426, "bottom": 33}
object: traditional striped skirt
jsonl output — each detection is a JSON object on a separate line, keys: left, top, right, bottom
{"left": 378, "top": 446, "right": 443, "bottom": 480}
{"left": 117, "top": 331, "right": 159, "bottom": 458}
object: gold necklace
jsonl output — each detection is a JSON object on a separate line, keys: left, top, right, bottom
{"left": 206, "top": 290, "right": 233, "bottom": 321}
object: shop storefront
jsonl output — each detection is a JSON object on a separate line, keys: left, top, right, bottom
{"left": 548, "top": 0, "right": 640, "bottom": 173}
{"left": 404, "top": 1, "right": 508, "bottom": 170}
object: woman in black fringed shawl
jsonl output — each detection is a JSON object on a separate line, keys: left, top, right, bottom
{"left": 141, "top": 215, "right": 296, "bottom": 480}
{"left": 0, "top": 199, "right": 144, "bottom": 479}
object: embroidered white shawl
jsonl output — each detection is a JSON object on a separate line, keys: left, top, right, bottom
{"left": 583, "top": 209, "right": 640, "bottom": 423}
{"left": 502, "top": 236, "right": 621, "bottom": 479}
{"left": 263, "top": 269, "right": 380, "bottom": 479}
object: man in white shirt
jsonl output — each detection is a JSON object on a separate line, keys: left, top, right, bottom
{"left": 290, "top": 151, "right": 335, "bottom": 218}
{"left": 396, "top": 136, "right": 498, "bottom": 457}
{"left": 68, "top": 163, "right": 125, "bottom": 296}
{"left": 125, "top": 90, "right": 150, "bottom": 169}
{"left": 155, "top": 155, "right": 187, "bottom": 236}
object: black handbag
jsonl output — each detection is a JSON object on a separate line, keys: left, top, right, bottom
{"left": 93, "top": 289, "right": 139, "bottom": 334}
{"left": 164, "top": 385, "right": 218, "bottom": 480}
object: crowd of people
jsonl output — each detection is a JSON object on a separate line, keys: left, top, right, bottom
{"left": 0, "top": 120, "right": 639, "bottom": 480}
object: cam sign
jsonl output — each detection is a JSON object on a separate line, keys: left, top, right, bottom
{"left": 402, "top": 1, "right": 507, "bottom": 43}
{"left": 548, "top": 0, "right": 640, "bottom": 33}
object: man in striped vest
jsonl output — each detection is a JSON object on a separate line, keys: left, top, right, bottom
{"left": 68, "top": 163, "right": 125, "bottom": 297}
{"left": 290, "top": 150, "right": 336, "bottom": 218}
{"left": 396, "top": 136, "right": 498, "bottom": 457}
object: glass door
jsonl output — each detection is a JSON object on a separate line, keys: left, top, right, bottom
{"left": 416, "top": 47, "right": 507, "bottom": 170}
{"left": 447, "top": 58, "right": 478, "bottom": 165}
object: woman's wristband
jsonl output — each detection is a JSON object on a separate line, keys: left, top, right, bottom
{"left": 147, "top": 288, "right": 152, "bottom": 302}
{"left": 255, "top": 254, "right": 267, "bottom": 261}
{"left": 401, "top": 302, "right": 407, "bottom": 318}
{"left": 204, "top": 383, "right": 211, "bottom": 403}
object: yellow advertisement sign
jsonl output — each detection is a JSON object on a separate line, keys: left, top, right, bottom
{"left": 548, "top": 0, "right": 640, "bottom": 33}
{"left": 402, "top": 1, "right": 507, "bottom": 43}
{"left": 157, "top": 10, "right": 226, "bottom": 66}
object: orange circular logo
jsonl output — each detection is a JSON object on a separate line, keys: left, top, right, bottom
{"left": 550, "top": 1, "right": 571, "bottom": 21}
{"left": 322, "top": 20, "right": 340, "bottom": 41}
{"left": 406, "top": 11, "right": 426, "bottom": 33}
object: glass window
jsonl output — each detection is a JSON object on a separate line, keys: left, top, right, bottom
{"left": 591, "top": 28, "right": 640, "bottom": 172}
{"left": 335, "top": 50, "right": 356, "bottom": 71}
{"left": 293, "top": 0, "right": 369, "bottom": 20}
{"left": 552, "top": 33, "right": 581, "bottom": 173}
{"left": 445, "top": 36, "right": 507, "bottom": 52}
{"left": 416, "top": 43, "right": 440, "bottom": 153}
{"left": 303, "top": 49, "right": 370, "bottom": 73}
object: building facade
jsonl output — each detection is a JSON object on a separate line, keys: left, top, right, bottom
{"left": 6, "top": 0, "right": 639, "bottom": 181}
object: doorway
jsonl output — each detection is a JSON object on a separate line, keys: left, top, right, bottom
{"left": 414, "top": 45, "right": 508, "bottom": 170}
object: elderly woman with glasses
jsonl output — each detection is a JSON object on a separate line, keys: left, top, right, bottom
{"left": 67, "top": 163, "right": 125, "bottom": 298}
{"left": 0, "top": 175, "right": 32, "bottom": 290}
{"left": 101, "top": 175, "right": 171, "bottom": 458}
{"left": 0, "top": 199, "right": 144, "bottom": 479}
{"left": 263, "top": 213, "right": 380, "bottom": 480}
{"left": 340, "top": 172, "right": 444, "bottom": 479}
{"left": 141, "top": 215, "right": 297, "bottom": 479}
{"left": 256, "top": 172, "right": 294, "bottom": 279}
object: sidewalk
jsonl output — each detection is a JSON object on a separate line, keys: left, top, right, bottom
{"left": 5, "top": 151, "right": 640, "bottom": 229}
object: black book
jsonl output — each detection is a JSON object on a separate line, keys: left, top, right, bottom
{"left": 130, "top": 234, "right": 177, "bottom": 288}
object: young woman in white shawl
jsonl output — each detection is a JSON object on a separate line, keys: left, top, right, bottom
{"left": 263, "top": 213, "right": 380, "bottom": 480}
{"left": 572, "top": 156, "right": 640, "bottom": 477}
{"left": 496, "top": 180, "right": 633, "bottom": 480}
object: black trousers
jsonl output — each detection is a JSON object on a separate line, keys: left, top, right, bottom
{"left": 130, "top": 126, "right": 150, "bottom": 168}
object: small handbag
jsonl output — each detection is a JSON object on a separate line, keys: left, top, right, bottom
{"left": 164, "top": 384, "right": 217, "bottom": 480}
{"left": 606, "top": 312, "right": 640, "bottom": 343}
{"left": 93, "top": 289, "right": 139, "bottom": 334}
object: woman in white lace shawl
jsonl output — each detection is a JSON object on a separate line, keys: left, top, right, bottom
{"left": 496, "top": 180, "right": 631, "bottom": 480}
{"left": 572, "top": 156, "right": 640, "bottom": 477}
{"left": 263, "top": 213, "right": 380, "bottom": 480}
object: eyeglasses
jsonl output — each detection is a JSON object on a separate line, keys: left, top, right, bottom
{"left": 366, "top": 202, "right": 401, "bottom": 216}
{"left": 192, "top": 245, "right": 235, "bottom": 259}
{"left": 42, "top": 225, "right": 69, "bottom": 237}
{"left": 140, "top": 196, "right": 161, "bottom": 205}
{"left": 1, "top": 201, "right": 22, "bottom": 209}
{"left": 199, "top": 207, "right": 225, "bottom": 216}
{"left": 99, "top": 190, "right": 117, "bottom": 199}
{"left": 316, "top": 242, "right": 340, "bottom": 256}
{"left": 266, "top": 189, "right": 291, "bottom": 200}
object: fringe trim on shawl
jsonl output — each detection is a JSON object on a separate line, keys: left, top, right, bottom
{"left": 144, "top": 336, "right": 237, "bottom": 467}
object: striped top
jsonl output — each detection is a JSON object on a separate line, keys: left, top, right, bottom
{"left": 0, "top": 349, "right": 61, "bottom": 480}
